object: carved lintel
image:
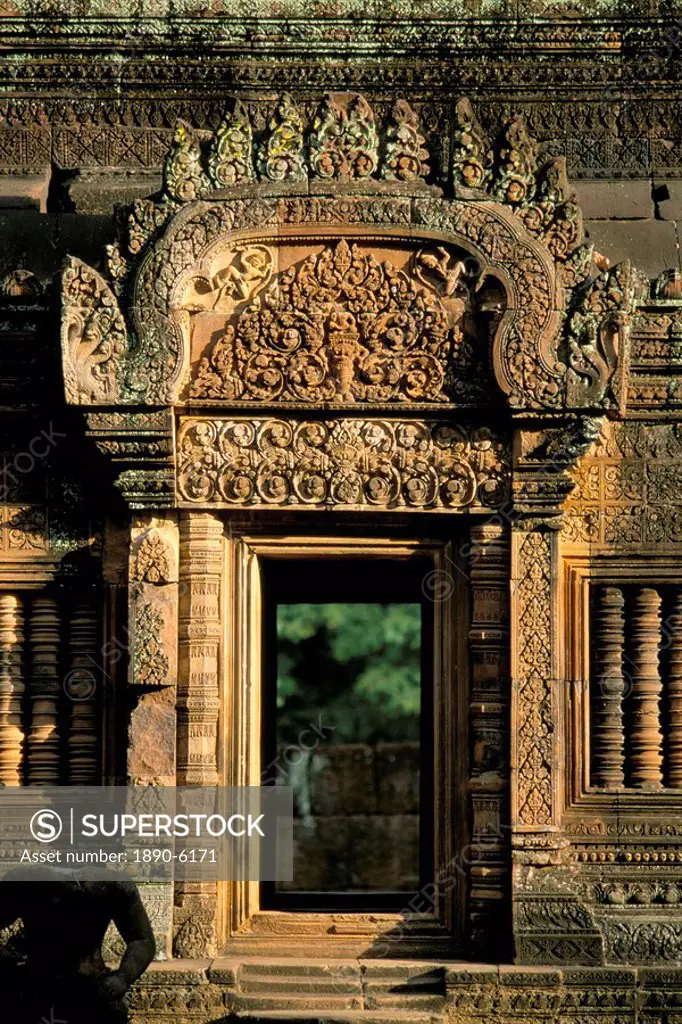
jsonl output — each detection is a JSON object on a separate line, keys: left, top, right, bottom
{"left": 177, "top": 418, "right": 510, "bottom": 512}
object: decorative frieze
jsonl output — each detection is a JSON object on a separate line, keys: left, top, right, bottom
{"left": 176, "top": 418, "right": 510, "bottom": 512}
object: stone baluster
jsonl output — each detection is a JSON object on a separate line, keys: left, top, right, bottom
{"left": 66, "top": 600, "right": 100, "bottom": 784}
{"left": 27, "top": 596, "right": 61, "bottom": 785}
{"left": 0, "top": 594, "right": 25, "bottom": 785}
{"left": 591, "top": 586, "right": 626, "bottom": 788}
{"left": 667, "top": 590, "right": 682, "bottom": 787}
{"left": 629, "top": 587, "right": 663, "bottom": 788}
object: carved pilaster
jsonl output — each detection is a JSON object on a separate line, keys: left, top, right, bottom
{"left": 27, "top": 596, "right": 61, "bottom": 785}
{"left": 667, "top": 590, "right": 682, "bottom": 787}
{"left": 175, "top": 513, "right": 223, "bottom": 960}
{"left": 177, "top": 513, "right": 223, "bottom": 786}
{"left": 468, "top": 521, "right": 510, "bottom": 957}
{"left": 511, "top": 529, "right": 554, "bottom": 830}
{"left": 629, "top": 587, "right": 663, "bottom": 788}
{"left": 66, "top": 600, "right": 100, "bottom": 784}
{"left": 591, "top": 586, "right": 626, "bottom": 788}
{"left": 0, "top": 594, "right": 24, "bottom": 785}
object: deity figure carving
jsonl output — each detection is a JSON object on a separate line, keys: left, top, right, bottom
{"left": 182, "top": 245, "right": 274, "bottom": 314}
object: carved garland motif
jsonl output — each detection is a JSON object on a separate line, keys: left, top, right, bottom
{"left": 176, "top": 418, "right": 510, "bottom": 511}
{"left": 132, "top": 531, "right": 172, "bottom": 584}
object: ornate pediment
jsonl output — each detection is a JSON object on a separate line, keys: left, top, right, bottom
{"left": 60, "top": 91, "right": 642, "bottom": 417}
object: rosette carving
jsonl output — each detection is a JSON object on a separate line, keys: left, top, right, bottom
{"left": 176, "top": 417, "right": 510, "bottom": 511}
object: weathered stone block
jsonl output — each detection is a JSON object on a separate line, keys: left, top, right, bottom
{"left": 577, "top": 180, "right": 654, "bottom": 220}
{"left": 584, "top": 219, "right": 679, "bottom": 277}
{"left": 0, "top": 170, "right": 50, "bottom": 212}
{"left": 127, "top": 695, "right": 176, "bottom": 782}
{"left": 67, "top": 168, "right": 162, "bottom": 214}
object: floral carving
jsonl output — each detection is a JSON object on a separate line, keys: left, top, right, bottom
{"left": 163, "top": 120, "right": 210, "bottom": 204}
{"left": 381, "top": 99, "right": 429, "bottom": 182}
{"left": 4, "top": 507, "right": 47, "bottom": 551}
{"left": 176, "top": 418, "right": 510, "bottom": 511}
{"left": 452, "top": 97, "right": 492, "bottom": 191}
{"left": 131, "top": 603, "right": 169, "bottom": 687}
{"left": 189, "top": 239, "right": 470, "bottom": 404}
{"left": 207, "top": 98, "right": 254, "bottom": 188}
{"left": 494, "top": 115, "right": 538, "bottom": 206}
{"left": 256, "top": 92, "right": 305, "bottom": 183}
{"left": 309, "top": 93, "right": 379, "bottom": 180}
{"left": 61, "top": 257, "right": 127, "bottom": 404}
{"left": 519, "top": 157, "right": 583, "bottom": 264}
{"left": 132, "top": 532, "right": 171, "bottom": 584}
{"left": 515, "top": 531, "right": 553, "bottom": 826}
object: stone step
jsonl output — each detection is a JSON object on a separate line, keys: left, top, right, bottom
{"left": 235, "top": 995, "right": 364, "bottom": 1013}
{"left": 235, "top": 1012, "right": 436, "bottom": 1024}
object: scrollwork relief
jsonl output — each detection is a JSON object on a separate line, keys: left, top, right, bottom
{"left": 61, "top": 257, "right": 128, "bottom": 405}
{"left": 188, "top": 239, "right": 481, "bottom": 405}
{"left": 176, "top": 418, "right": 510, "bottom": 512}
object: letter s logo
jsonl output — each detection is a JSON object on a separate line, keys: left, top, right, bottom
{"left": 30, "top": 809, "right": 63, "bottom": 843}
